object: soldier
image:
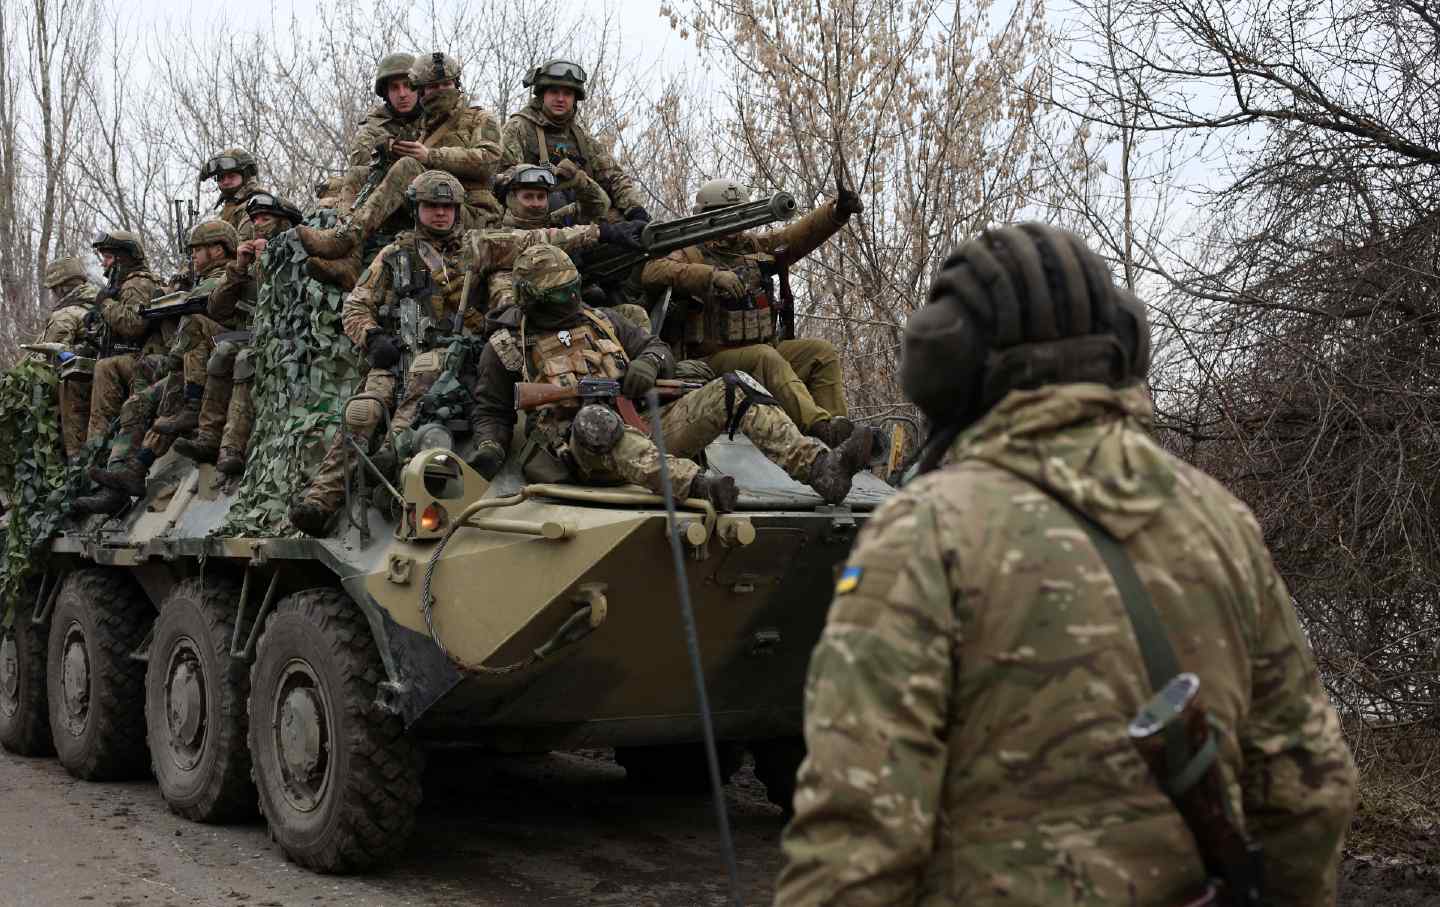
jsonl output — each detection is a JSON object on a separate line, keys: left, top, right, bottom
{"left": 36, "top": 256, "right": 102, "bottom": 458}
{"left": 287, "top": 171, "right": 643, "bottom": 534}
{"left": 640, "top": 178, "right": 863, "bottom": 446}
{"left": 773, "top": 225, "right": 1356, "bottom": 906}
{"left": 349, "top": 52, "right": 420, "bottom": 168}
{"left": 465, "top": 244, "right": 874, "bottom": 513}
{"left": 496, "top": 161, "right": 609, "bottom": 231}
{"left": 173, "top": 193, "right": 303, "bottom": 471}
{"left": 200, "top": 148, "right": 267, "bottom": 239}
{"left": 75, "top": 222, "right": 238, "bottom": 515}
{"left": 501, "top": 59, "right": 648, "bottom": 225}
{"left": 297, "top": 50, "right": 504, "bottom": 261}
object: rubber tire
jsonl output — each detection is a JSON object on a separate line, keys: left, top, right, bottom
{"left": 248, "top": 588, "right": 421, "bottom": 873}
{"left": 145, "top": 578, "right": 256, "bottom": 823}
{"left": 46, "top": 568, "right": 152, "bottom": 780}
{"left": 0, "top": 601, "right": 54, "bottom": 756}
{"left": 615, "top": 741, "right": 745, "bottom": 794}
{"left": 751, "top": 737, "right": 806, "bottom": 816}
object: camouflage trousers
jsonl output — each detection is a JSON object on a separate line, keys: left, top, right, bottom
{"left": 353, "top": 157, "right": 500, "bottom": 239}
{"left": 88, "top": 352, "right": 167, "bottom": 440}
{"left": 59, "top": 377, "right": 91, "bottom": 459}
{"left": 189, "top": 340, "right": 255, "bottom": 456}
{"left": 704, "top": 340, "right": 847, "bottom": 433}
{"left": 569, "top": 376, "right": 824, "bottom": 499}
{"left": 170, "top": 313, "right": 232, "bottom": 386}
{"left": 106, "top": 358, "right": 185, "bottom": 465}
{"left": 298, "top": 354, "right": 442, "bottom": 508}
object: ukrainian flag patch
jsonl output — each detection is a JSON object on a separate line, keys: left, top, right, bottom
{"left": 836, "top": 566, "right": 863, "bottom": 595}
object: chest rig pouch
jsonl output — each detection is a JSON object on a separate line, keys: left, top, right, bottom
{"left": 688, "top": 248, "right": 778, "bottom": 353}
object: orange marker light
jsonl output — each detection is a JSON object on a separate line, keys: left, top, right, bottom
{"left": 420, "top": 503, "right": 447, "bottom": 533}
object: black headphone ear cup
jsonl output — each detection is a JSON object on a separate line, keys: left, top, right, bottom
{"left": 900, "top": 303, "right": 986, "bottom": 426}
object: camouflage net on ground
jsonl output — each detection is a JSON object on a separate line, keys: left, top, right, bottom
{"left": 218, "top": 217, "right": 364, "bottom": 536}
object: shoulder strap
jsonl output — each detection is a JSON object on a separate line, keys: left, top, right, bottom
{"left": 580, "top": 307, "right": 625, "bottom": 349}
{"left": 533, "top": 123, "right": 550, "bottom": 164}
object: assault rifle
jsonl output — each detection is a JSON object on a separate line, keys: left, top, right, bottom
{"left": 1129, "top": 674, "right": 1264, "bottom": 906}
{"left": 21, "top": 343, "right": 96, "bottom": 381}
{"left": 173, "top": 198, "right": 198, "bottom": 288}
{"left": 140, "top": 289, "right": 207, "bottom": 322}
{"left": 578, "top": 192, "right": 797, "bottom": 288}
{"left": 515, "top": 377, "right": 703, "bottom": 432}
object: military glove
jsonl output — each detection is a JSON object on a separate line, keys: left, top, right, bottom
{"left": 622, "top": 356, "right": 659, "bottom": 398}
{"left": 468, "top": 440, "right": 507, "bottom": 480}
{"left": 835, "top": 185, "right": 864, "bottom": 219}
{"left": 365, "top": 330, "right": 402, "bottom": 369}
{"left": 710, "top": 269, "right": 746, "bottom": 302}
{"left": 598, "top": 219, "right": 644, "bottom": 250}
{"left": 625, "top": 206, "right": 652, "bottom": 224}
{"left": 554, "top": 158, "right": 581, "bottom": 181}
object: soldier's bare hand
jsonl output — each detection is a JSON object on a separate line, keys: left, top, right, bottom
{"left": 711, "top": 269, "right": 746, "bottom": 301}
{"left": 236, "top": 241, "right": 258, "bottom": 269}
{"left": 393, "top": 141, "right": 431, "bottom": 163}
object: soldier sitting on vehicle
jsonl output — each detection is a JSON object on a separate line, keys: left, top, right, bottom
{"left": 467, "top": 244, "right": 875, "bottom": 513}
{"left": 497, "top": 161, "right": 609, "bottom": 233}
{"left": 201, "top": 147, "right": 269, "bottom": 240}
{"left": 172, "top": 193, "right": 304, "bottom": 473}
{"left": 74, "top": 222, "right": 238, "bottom": 516}
{"left": 640, "top": 177, "right": 863, "bottom": 447}
{"left": 34, "top": 256, "right": 103, "bottom": 459}
{"left": 348, "top": 52, "right": 421, "bottom": 170}
{"left": 287, "top": 170, "right": 644, "bottom": 535}
{"left": 501, "top": 59, "right": 649, "bottom": 225}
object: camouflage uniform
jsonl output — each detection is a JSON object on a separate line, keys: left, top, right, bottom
{"left": 86, "top": 256, "right": 162, "bottom": 441}
{"left": 38, "top": 258, "right": 101, "bottom": 458}
{"left": 640, "top": 189, "right": 852, "bottom": 433}
{"left": 501, "top": 98, "right": 645, "bottom": 220}
{"left": 498, "top": 162, "right": 610, "bottom": 231}
{"left": 775, "top": 224, "right": 1355, "bottom": 907}
{"left": 214, "top": 175, "right": 266, "bottom": 240}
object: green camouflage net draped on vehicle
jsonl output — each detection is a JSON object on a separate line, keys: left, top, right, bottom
{"left": 219, "top": 217, "right": 364, "bottom": 536}
{"left": 0, "top": 360, "right": 69, "bottom": 621}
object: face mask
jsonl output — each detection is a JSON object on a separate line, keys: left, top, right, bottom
{"left": 421, "top": 87, "right": 461, "bottom": 117}
{"left": 519, "top": 281, "right": 582, "bottom": 328}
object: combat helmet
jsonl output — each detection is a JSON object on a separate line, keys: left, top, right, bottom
{"left": 513, "top": 244, "right": 582, "bottom": 314}
{"left": 374, "top": 52, "right": 416, "bottom": 98}
{"left": 524, "top": 59, "right": 588, "bottom": 101}
{"left": 409, "top": 51, "right": 462, "bottom": 88}
{"left": 92, "top": 229, "right": 146, "bottom": 262}
{"left": 189, "top": 219, "right": 240, "bottom": 255}
{"left": 199, "top": 147, "right": 259, "bottom": 181}
{"left": 43, "top": 256, "right": 91, "bottom": 289}
{"left": 244, "top": 191, "right": 304, "bottom": 227}
{"left": 493, "top": 164, "right": 558, "bottom": 203}
{"left": 693, "top": 178, "right": 749, "bottom": 212}
{"left": 901, "top": 223, "right": 1148, "bottom": 437}
{"left": 405, "top": 170, "right": 465, "bottom": 207}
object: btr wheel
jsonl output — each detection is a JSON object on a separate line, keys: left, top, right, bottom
{"left": 145, "top": 578, "right": 256, "bottom": 822}
{"left": 615, "top": 741, "right": 745, "bottom": 794}
{"left": 46, "top": 568, "right": 151, "bottom": 780}
{"left": 751, "top": 737, "right": 806, "bottom": 815}
{"left": 248, "top": 588, "right": 421, "bottom": 873}
{"left": 0, "top": 601, "right": 53, "bottom": 756}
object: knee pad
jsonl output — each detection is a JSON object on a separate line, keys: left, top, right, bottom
{"left": 408, "top": 349, "right": 445, "bottom": 376}
{"left": 232, "top": 349, "right": 256, "bottom": 382}
{"left": 571, "top": 404, "right": 624, "bottom": 454}
{"left": 344, "top": 396, "right": 385, "bottom": 434}
{"left": 208, "top": 340, "right": 241, "bottom": 377}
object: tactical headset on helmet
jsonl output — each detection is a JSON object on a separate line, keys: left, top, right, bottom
{"left": 524, "top": 59, "right": 588, "bottom": 101}
{"left": 373, "top": 52, "right": 416, "bottom": 98}
{"left": 199, "top": 147, "right": 259, "bottom": 182}
{"left": 693, "top": 178, "right": 749, "bottom": 213}
{"left": 188, "top": 219, "right": 240, "bottom": 255}
{"left": 43, "top": 256, "right": 91, "bottom": 289}
{"left": 493, "top": 163, "right": 559, "bottom": 202}
{"left": 901, "top": 223, "right": 1148, "bottom": 434}
{"left": 409, "top": 51, "right": 462, "bottom": 89}
{"left": 91, "top": 229, "right": 146, "bottom": 262}
{"left": 244, "top": 192, "right": 304, "bottom": 227}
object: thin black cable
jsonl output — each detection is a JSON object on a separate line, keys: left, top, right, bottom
{"left": 646, "top": 389, "right": 743, "bottom": 907}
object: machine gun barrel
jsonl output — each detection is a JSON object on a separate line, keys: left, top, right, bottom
{"left": 580, "top": 192, "right": 798, "bottom": 285}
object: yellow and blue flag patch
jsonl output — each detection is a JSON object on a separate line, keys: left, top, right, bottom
{"left": 835, "top": 565, "right": 863, "bottom": 595}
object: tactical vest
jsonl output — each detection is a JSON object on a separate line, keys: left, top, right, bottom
{"left": 383, "top": 236, "right": 470, "bottom": 347}
{"left": 523, "top": 310, "right": 630, "bottom": 391}
{"left": 685, "top": 244, "right": 779, "bottom": 355}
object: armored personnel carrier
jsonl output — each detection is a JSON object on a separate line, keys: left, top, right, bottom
{"left": 0, "top": 295, "right": 895, "bottom": 874}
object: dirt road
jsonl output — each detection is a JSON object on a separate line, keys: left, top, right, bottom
{"left": 0, "top": 745, "right": 1434, "bottom": 906}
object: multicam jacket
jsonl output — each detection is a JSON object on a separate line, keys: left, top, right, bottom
{"left": 775, "top": 383, "right": 1356, "bottom": 907}
{"left": 501, "top": 98, "right": 645, "bottom": 215}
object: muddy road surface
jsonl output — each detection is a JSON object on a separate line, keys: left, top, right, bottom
{"left": 0, "top": 745, "right": 1432, "bottom": 906}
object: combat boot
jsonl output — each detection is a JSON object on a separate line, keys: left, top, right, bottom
{"left": 806, "top": 427, "right": 874, "bottom": 505}
{"left": 288, "top": 498, "right": 336, "bottom": 537}
{"left": 89, "top": 453, "right": 151, "bottom": 498}
{"left": 295, "top": 221, "right": 361, "bottom": 259}
{"left": 807, "top": 417, "right": 854, "bottom": 448}
{"left": 173, "top": 433, "right": 220, "bottom": 463}
{"left": 688, "top": 473, "right": 739, "bottom": 513}
{"left": 71, "top": 485, "right": 130, "bottom": 517}
{"left": 215, "top": 447, "right": 246, "bottom": 476}
{"left": 153, "top": 396, "right": 201, "bottom": 436}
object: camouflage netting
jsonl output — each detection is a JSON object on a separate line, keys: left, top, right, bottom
{"left": 0, "top": 360, "right": 71, "bottom": 621}
{"left": 219, "top": 216, "right": 364, "bottom": 536}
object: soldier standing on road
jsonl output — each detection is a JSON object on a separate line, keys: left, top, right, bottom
{"left": 200, "top": 148, "right": 268, "bottom": 240}
{"left": 172, "top": 193, "right": 303, "bottom": 472}
{"left": 773, "top": 225, "right": 1357, "bottom": 907}
{"left": 466, "top": 244, "right": 875, "bottom": 513}
{"left": 36, "top": 256, "right": 102, "bottom": 458}
{"left": 286, "top": 171, "right": 643, "bottom": 535}
{"left": 296, "top": 51, "right": 504, "bottom": 263}
{"left": 500, "top": 59, "right": 648, "bottom": 225}
{"left": 640, "top": 178, "right": 862, "bottom": 447}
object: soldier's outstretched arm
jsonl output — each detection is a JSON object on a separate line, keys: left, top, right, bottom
{"left": 758, "top": 200, "right": 847, "bottom": 269}
{"left": 640, "top": 249, "right": 717, "bottom": 297}
{"left": 428, "top": 109, "right": 502, "bottom": 184}
{"left": 775, "top": 493, "right": 954, "bottom": 907}
{"left": 1238, "top": 526, "right": 1357, "bottom": 905}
